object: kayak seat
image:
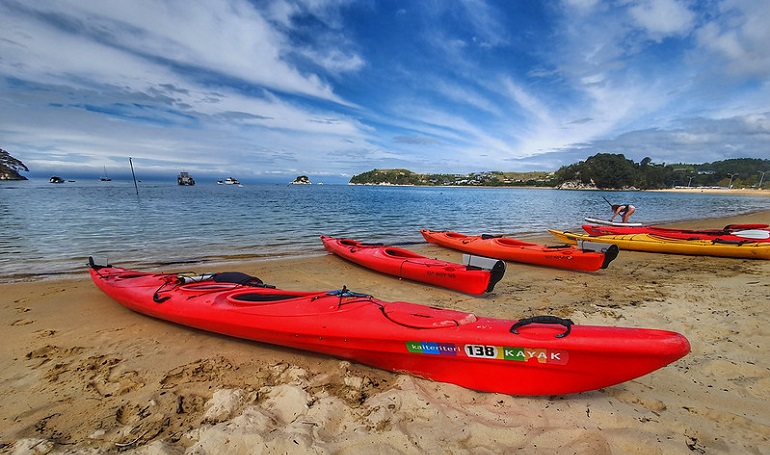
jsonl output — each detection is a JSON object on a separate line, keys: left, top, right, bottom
{"left": 712, "top": 238, "right": 750, "bottom": 245}
{"left": 213, "top": 272, "right": 264, "bottom": 286}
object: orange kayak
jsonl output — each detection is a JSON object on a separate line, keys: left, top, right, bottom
{"left": 89, "top": 260, "right": 690, "bottom": 396}
{"left": 320, "top": 235, "right": 505, "bottom": 294}
{"left": 420, "top": 229, "right": 618, "bottom": 272}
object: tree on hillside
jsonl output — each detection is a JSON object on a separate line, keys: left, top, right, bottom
{"left": 555, "top": 153, "right": 638, "bottom": 189}
{"left": 637, "top": 157, "right": 675, "bottom": 189}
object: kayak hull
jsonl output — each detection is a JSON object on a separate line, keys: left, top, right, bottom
{"left": 550, "top": 230, "right": 770, "bottom": 260}
{"left": 320, "top": 235, "right": 505, "bottom": 294}
{"left": 90, "top": 264, "right": 690, "bottom": 396}
{"left": 420, "top": 229, "right": 618, "bottom": 272}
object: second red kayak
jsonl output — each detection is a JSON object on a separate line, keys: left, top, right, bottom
{"left": 320, "top": 235, "right": 506, "bottom": 294}
{"left": 420, "top": 229, "right": 619, "bottom": 272}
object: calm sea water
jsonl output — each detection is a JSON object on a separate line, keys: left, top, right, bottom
{"left": 2, "top": 179, "right": 769, "bottom": 282}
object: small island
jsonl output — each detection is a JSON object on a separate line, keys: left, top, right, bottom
{"left": 348, "top": 168, "right": 554, "bottom": 187}
{"left": 290, "top": 175, "right": 312, "bottom": 185}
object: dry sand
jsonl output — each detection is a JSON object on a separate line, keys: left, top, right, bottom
{"left": 1, "top": 211, "right": 769, "bottom": 454}
{"left": 653, "top": 188, "right": 769, "bottom": 196}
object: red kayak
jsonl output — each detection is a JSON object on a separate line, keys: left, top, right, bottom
{"left": 582, "top": 224, "right": 770, "bottom": 242}
{"left": 88, "top": 259, "right": 690, "bottom": 396}
{"left": 420, "top": 229, "right": 619, "bottom": 272}
{"left": 320, "top": 235, "right": 505, "bottom": 294}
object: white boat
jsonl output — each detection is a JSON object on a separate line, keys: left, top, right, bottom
{"left": 177, "top": 171, "right": 195, "bottom": 186}
{"left": 224, "top": 177, "right": 240, "bottom": 185}
{"left": 100, "top": 165, "right": 111, "bottom": 181}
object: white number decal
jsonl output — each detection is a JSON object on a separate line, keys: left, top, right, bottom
{"left": 465, "top": 345, "right": 498, "bottom": 358}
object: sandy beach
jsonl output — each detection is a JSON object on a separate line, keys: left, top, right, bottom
{"left": 653, "top": 188, "right": 769, "bottom": 196}
{"left": 2, "top": 211, "right": 769, "bottom": 454}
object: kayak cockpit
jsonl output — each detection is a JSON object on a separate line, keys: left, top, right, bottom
{"left": 383, "top": 302, "right": 478, "bottom": 328}
{"left": 230, "top": 292, "right": 311, "bottom": 303}
{"left": 383, "top": 247, "right": 425, "bottom": 259}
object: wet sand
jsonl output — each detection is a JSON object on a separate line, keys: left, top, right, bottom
{"left": 1, "top": 211, "right": 769, "bottom": 454}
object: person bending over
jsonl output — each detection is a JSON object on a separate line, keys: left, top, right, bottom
{"left": 610, "top": 204, "right": 635, "bottom": 223}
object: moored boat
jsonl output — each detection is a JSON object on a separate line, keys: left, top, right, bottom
{"left": 320, "top": 235, "right": 505, "bottom": 294}
{"left": 550, "top": 230, "right": 770, "bottom": 260}
{"left": 177, "top": 171, "right": 195, "bottom": 186}
{"left": 420, "top": 229, "right": 618, "bottom": 272}
{"left": 88, "top": 259, "right": 690, "bottom": 396}
{"left": 100, "top": 165, "right": 111, "bottom": 181}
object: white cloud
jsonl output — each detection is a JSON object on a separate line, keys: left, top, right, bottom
{"left": 695, "top": 0, "right": 770, "bottom": 78}
{"left": 0, "top": 0, "right": 345, "bottom": 102}
{"left": 628, "top": 0, "right": 695, "bottom": 42}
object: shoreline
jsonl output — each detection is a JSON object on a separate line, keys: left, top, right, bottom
{"left": 1, "top": 211, "right": 769, "bottom": 453}
{"left": 341, "top": 184, "right": 770, "bottom": 196}
{"left": 3, "top": 208, "right": 770, "bottom": 286}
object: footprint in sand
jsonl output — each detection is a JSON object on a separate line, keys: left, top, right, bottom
{"left": 11, "top": 319, "right": 34, "bottom": 326}
{"left": 26, "top": 345, "right": 84, "bottom": 363}
{"left": 77, "top": 355, "right": 145, "bottom": 397}
{"left": 603, "top": 387, "right": 667, "bottom": 413}
{"left": 160, "top": 356, "right": 235, "bottom": 389}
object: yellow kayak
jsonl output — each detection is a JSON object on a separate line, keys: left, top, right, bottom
{"left": 548, "top": 230, "right": 770, "bottom": 260}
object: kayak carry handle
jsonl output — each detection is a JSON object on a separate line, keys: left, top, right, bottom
{"left": 153, "top": 292, "right": 171, "bottom": 303}
{"left": 510, "top": 316, "right": 574, "bottom": 338}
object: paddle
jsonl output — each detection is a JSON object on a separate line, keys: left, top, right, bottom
{"left": 732, "top": 229, "right": 770, "bottom": 240}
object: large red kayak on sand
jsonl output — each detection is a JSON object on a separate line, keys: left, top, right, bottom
{"left": 582, "top": 224, "right": 770, "bottom": 242}
{"left": 89, "top": 260, "right": 690, "bottom": 396}
{"left": 420, "top": 229, "right": 619, "bottom": 272}
{"left": 320, "top": 235, "right": 505, "bottom": 294}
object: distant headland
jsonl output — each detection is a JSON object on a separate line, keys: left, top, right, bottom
{"left": 0, "top": 148, "right": 29, "bottom": 180}
{"left": 349, "top": 154, "right": 770, "bottom": 191}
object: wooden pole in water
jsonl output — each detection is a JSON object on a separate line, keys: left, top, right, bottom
{"left": 129, "top": 157, "right": 139, "bottom": 196}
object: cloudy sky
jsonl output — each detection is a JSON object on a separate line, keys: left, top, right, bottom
{"left": 1, "top": 0, "right": 768, "bottom": 183}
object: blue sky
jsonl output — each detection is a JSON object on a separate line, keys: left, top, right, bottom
{"left": 1, "top": 0, "right": 769, "bottom": 183}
